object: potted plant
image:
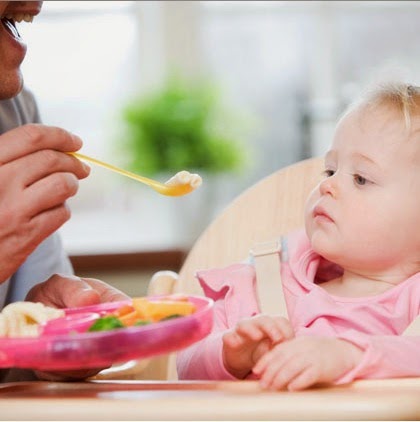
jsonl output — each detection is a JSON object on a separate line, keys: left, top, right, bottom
{"left": 118, "top": 75, "right": 247, "bottom": 178}
{"left": 115, "top": 76, "right": 251, "bottom": 246}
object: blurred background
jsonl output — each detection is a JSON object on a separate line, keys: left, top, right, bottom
{"left": 20, "top": 0, "right": 420, "bottom": 295}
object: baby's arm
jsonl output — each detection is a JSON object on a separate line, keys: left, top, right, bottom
{"left": 177, "top": 299, "right": 236, "bottom": 380}
{"left": 177, "top": 309, "right": 294, "bottom": 380}
{"left": 333, "top": 332, "right": 420, "bottom": 384}
{"left": 223, "top": 315, "right": 294, "bottom": 379}
{"left": 253, "top": 333, "right": 420, "bottom": 390}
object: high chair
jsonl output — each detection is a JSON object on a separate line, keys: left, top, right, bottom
{"left": 96, "top": 156, "right": 325, "bottom": 380}
{"left": 5, "top": 156, "right": 418, "bottom": 421}
{"left": 97, "top": 155, "right": 420, "bottom": 382}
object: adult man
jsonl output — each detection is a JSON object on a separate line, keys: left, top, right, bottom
{"left": 0, "top": 1, "right": 128, "bottom": 380}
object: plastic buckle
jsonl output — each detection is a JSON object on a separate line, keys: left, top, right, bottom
{"left": 250, "top": 239, "right": 282, "bottom": 258}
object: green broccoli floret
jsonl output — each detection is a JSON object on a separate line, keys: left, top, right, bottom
{"left": 88, "top": 316, "right": 125, "bottom": 332}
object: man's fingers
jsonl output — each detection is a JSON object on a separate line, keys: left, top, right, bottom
{"left": 23, "top": 172, "right": 79, "bottom": 217}
{"left": 25, "top": 275, "right": 101, "bottom": 308}
{"left": 27, "top": 204, "right": 71, "bottom": 246}
{"left": 80, "top": 278, "right": 129, "bottom": 303}
{"left": 0, "top": 124, "right": 83, "bottom": 164}
{"left": 15, "top": 149, "right": 90, "bottom": 188}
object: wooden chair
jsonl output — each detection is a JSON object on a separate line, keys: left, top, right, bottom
{"left": 174, "top": 156, "right": 324, "bottom": 297}
{"left": 96, "top": 156, "right": 324, "bottom": 381}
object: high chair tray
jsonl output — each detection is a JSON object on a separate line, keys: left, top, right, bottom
{"left": 0, "top": 295, "right": 213, "bottom": 371}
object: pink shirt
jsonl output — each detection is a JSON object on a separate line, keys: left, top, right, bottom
{"left": 177, "top": 229, "right": 420, "bottom": 384}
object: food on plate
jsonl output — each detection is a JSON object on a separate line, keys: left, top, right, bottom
{"left": 88, "top": 315, "right": 125, "bottom": 332}
{"left": 87, "top": 296, "right": 197, "bottom": 332}
{"left": 0, "top": 302, "right": 64, "bottom": 338}
{"left": 0, "top": 296, "right": 198, "bottom": 337}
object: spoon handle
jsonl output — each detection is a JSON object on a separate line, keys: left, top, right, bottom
{"left": 69, "top": 152, "right": 159, "bottom": 187}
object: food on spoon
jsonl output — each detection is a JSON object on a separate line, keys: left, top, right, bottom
{"left": 164, "top": 171, "right": 202, "bottom": 190}
{"left": 0, "top": 302, "right": 64, "bottom": 338}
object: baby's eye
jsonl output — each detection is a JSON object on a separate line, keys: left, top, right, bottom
{"left": 353, "top": 174, "right": 369, "bottom": 186}
{"left": 322, "top": 169, "right": 335, "bottom": 178}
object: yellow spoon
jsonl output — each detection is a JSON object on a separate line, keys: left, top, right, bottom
{"left": 69, "top": 152, "right": 202, "bottom": 197}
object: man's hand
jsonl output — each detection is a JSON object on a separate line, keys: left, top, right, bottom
{"left": 0, "top": 124, "right": 90, "bottom": 282}
{"left": 253, "top": 336, "right": 364, "bottom": 391}
{"left": 26, "top": 274, "right": 130, "bottom": 381}
{"left": 26, "top": 274, "right": 129, "bottom": 309}
{"left": 222, "top": 314, "right": 294, "bottom": 379}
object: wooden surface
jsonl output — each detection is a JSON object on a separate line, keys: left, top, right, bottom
{"left": 70, "top": 249, "right": 187, "bottom": 272}
{"left": 176, "top": 157, "right": 324, "bottom": 295}
{"left": 0, "top": 378, "right": 419, "bottom": 420}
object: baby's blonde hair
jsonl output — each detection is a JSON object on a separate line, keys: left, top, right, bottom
{"left": 345, "top": 83, "right": 420, "bottom": 131}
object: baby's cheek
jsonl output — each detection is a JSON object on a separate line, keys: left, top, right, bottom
{"left": 303, "top": 206, "right": 315, "bottom": 239}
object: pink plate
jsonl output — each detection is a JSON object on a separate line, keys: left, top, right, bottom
{"left": 0, "top": 296, "right": 213, "bottom": 371}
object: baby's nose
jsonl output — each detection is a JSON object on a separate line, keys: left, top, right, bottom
{"left": 319, "top": 176, "right": 337, "bottom": 197}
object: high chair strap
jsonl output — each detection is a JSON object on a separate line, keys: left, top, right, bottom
{"left": 250, "top": 239, "right": 420, "bottom": 335}
{"left": 250, "top": 240, "right": 288, "bottom": 318}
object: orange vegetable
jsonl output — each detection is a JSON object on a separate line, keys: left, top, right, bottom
{"left": 132, "top": 298, "right": 196, "bottom": 322}
{"left": 113, "top": 304, "right": 136, "bottom": 318}
{"left": 118, "top": 310, "right": 141, "bottom": 326}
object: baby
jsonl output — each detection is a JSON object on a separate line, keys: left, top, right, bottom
{"left": 177, "top": 83, "right": 420, "bottom": 390}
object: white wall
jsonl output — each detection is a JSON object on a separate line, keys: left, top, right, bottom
{"left": 19, "top": 1, "right": 420, "bottom": 255}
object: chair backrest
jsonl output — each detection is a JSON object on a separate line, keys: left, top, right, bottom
{"left": 175, "top": 156, "right": 324, "bottom": 295}
{"left": 99, "top": 155, "right": 322, "bottom": 384}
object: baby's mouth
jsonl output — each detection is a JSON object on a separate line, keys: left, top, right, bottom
{"left": 1, "top": 18, "right": 20, "bottom": 39}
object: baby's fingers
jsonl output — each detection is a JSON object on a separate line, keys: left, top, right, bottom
{"left": 253, "top": 340, "right": 290, "bottom": 375}
{"left": 253, "top": 345, "right": 276, "bottom": 376}
{"left": 286, "top": 366, "right": 319, "bottom": 391}
{"left": 272, "top": 316, "right": 295, "bottom": 340}
{"left": 223, "top": 330, "right": 248, "bottom": 348}
{"left": 235, "top": 315, "right": 286, "bottom": 343}
{"left": 254, "top": 347, "right": 309, "bottom": 391}
{"left": 262, "top": 359, "right": 310, "bottom": 391}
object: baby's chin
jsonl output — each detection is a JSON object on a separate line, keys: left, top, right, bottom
{"left": 308, "top": 232, "right": 341, "bottom": 263}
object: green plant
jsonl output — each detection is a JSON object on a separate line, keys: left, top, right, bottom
{"left": 118, "top": 76, "right": 248, "bottom": 176}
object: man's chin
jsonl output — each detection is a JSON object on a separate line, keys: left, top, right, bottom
{"left": 0, "top": 74, "right": 24, "bottom": 100}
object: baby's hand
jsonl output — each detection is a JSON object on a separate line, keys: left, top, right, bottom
{"left": 222, "top": 314, "right": 294, "bottom": 379}
{"left": 253, "top": 336, "right": 363, "bottom": 391}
